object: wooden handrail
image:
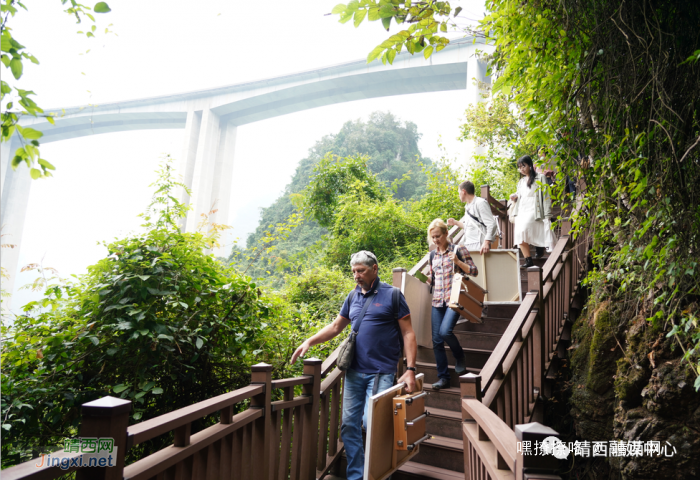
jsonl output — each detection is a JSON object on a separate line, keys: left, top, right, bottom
{"left": 124, "top": 408, "right": 263, "bottom": 480}
{"left": 127, "top": 383, "right": 263, "bottom": 446}
{"left": 462, "top": 399, "right": 518, "bottom": 470}
{"left": 271, "top": 376, "right": 313, "bottom": 389}
{"left": 478, "top": 293, "right": 538, "bottom": 396}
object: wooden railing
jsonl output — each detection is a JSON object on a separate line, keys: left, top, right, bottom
{"left": 459, "top": 381, "right": 563, "bottom": 480}
{"left": 475, "top": 219, "right": 588, "bottom": 430}
{"left": 3, "top": 356, "right": 347, "bottom": 480}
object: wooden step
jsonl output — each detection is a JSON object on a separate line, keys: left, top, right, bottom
{"left": 425, "top": 406, "right": 462, "bottom": 440}
{"left": 410, "top": 435, "right": 464, "bottom": 473}
{"left": 416, "top": 361, "right": 479, "bottom": 388}
{"left": 480, "top": 303, "right": 519, "bottom": 319}
{"left": 453, "top": 330, "right": 502, "bottom": 350}
{"left": 455, "top": 316, "right": 510, "bottom": 334}
{"left": 394, "top": 461, "right": 465, "bottom": 479}
{"left": 423, "top": 385, "right": 461, "bottom": 410}
{"left": 417, "top": 346, "right": 491, "bottom": 370}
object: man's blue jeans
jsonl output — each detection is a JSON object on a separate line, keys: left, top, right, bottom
{"left": 341, "top": 368, "right": 395, "bottom": 480}
{"left": 431, "top": 305, "right": 465, "bottom": 382}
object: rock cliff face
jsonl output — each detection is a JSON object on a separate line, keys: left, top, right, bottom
{"left": 567, "top": 302, "right": 700, "bottom": 479}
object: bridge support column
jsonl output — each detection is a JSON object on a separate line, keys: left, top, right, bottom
{"left": 465, "top": 58, "right": 491, "bottom": 164}
{"left": 0, "top": 136, "right": 31, "bottom": 309}
{"left": 179, "top": 108, "right": 237, "bottom": 257}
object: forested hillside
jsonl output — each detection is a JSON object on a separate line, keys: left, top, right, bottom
{"left": 233, "top": 111, "right": 434, "bottom": 280}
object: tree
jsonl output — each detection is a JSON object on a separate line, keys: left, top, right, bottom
{"left": 1, "top": 161, "right": 274, "bottom": 465}
{"left": 1, "top": 0, "right": 112, "bottom": 179}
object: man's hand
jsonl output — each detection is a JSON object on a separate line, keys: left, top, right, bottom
{"left": 290, "top": 340, "right": 311, "bottom": 365}
{"left": 398, "top": 369, "right": 417, "bottom": 393}
{"left": 480, "top": 240, "right": 491, "bottom": 255}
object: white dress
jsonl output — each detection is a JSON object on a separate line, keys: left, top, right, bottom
{"left": 514, "top": 177, "right": 547, "bottom": 247}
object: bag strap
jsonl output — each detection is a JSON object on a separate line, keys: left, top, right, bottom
{"left": 430, "top": 245, "right": 465, "bottom": 286}
{"left": 350, "top": 288, "right": 378, "bottom": 334}
{"left": 392, "top": 286, "right": 400, "bottom": 320}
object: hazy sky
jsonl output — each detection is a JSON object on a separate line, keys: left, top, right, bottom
{"left": 5, "top": 0, "right": 486, "bottom": 310}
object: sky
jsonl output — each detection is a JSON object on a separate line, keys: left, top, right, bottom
{"left": 3, "top": 0, "right": 486, "bottom": 311}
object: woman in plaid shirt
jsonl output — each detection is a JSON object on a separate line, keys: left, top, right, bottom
{"left": 427, "top": 219, "right": 478, "bottom": 390}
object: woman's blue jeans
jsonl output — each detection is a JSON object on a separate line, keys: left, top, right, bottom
{"left": 431, "top": 305, "right": 465, "bottom": 382}
{"left": 341, "top": 368, "right": 395, "bottom": 480}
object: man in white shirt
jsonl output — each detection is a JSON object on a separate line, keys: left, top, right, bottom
{"left": 447, "top": 181, "right": 498, "bottom": 254}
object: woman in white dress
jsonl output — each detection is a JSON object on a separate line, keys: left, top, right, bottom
{"left": 509, "top": 155, "right": 551, "bottom": 268}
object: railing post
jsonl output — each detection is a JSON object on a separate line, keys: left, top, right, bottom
{"left": 393, "top": 268, "right": 407, "bottom": 378}
{"left": 75, "top": 396, "right": 131, "bottom": 480}
{"left": 300, "top": 358, "right": 322, "bottom": 480}
{"left": 459, "top": 374, "right": 482, "bottom": 421}
{"left": 514, "top": 423, "right": 562, "bottom": 480}
{"left": 480, "top": 184, "right": 490, "bottom": 200}
{"left": 250, "top": 362, "right": 272, "bottom": 480}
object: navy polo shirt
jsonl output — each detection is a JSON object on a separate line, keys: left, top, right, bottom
{"left": 339, "top": 277, "right": 411, "bottom": 374}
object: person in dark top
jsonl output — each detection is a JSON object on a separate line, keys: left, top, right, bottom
{"left": 290, "top": 250, "right": 417, "bottom": 480}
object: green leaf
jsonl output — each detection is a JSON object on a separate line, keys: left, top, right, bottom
{"left": 113, "top": 384, "right": 129, "bottom": 393}
{"left": 38, "top": 159, "right": 55, "bottom": 171}
{"left": 29, "top": 168, "right": 41, "bottom": 179}
{"left": 196, "top": 337, "right": 204, "bottom": 349}
{"left": 386, "top": 48, "right": 397, "bottom": 64}
{"left": 89, "top": 336, "right": 99, "bottom": 346}
{"left": 367, "top": 46, "right": 384, "bottom": 63}
{"left": 353, "top": 8, "right": 367, "bottom": 27}
{"left": 331, "top": 4, "right": 346, "bottom": 14}
{"left": 423, "top": 45, "right": 434, "bottom": 59}
{"left": 151, "top": 387, "right": 164, "bottom": 395}
{"left": 10, "top": 57, "right": 22, "bottom": 79}
{"left": 454, "top": 6, "right": 462, "bottom": 16}
{"left": 94, "top": 2, "right": 111, "bottom": 13}
{"left": 381, "top": 16, "right": 391, "bottom": 31}
{"left": 19, "top": 127, "right": 43, "bottom": 140}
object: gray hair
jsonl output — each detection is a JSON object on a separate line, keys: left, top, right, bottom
{"left": 350, "top": 250, "right": 378, "bottom": 268}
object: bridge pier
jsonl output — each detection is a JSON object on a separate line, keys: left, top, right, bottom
{"left": 464, "top": 58, "right": 491, "bottom": 163}
{"left": 0, "top": 136, "right": 31, "bottom": 307}
{"left": 179, "top": 108, "right": 237, "bottom": 256}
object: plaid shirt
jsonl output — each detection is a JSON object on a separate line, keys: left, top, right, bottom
{"left": 429, "top": 244, "right": 478, "bottom": 307}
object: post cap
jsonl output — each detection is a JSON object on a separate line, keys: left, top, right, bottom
{"left": 392, "top": 268, "right": 407, "bottom": 273}
{"left": 514, "top": 422, "right": 559, "bottom": 441}
{"left": 251, "top": 363, "right": 273, "bottom": 372}
{"left": 459, "top": 373, "right": 481, "bottom": 384}
{"left": 527, "top": 266, "right": 542, "bottom": 272}
{"left": 82, "top": 396, "right": 132, "bottom": 416}
{"left": 303, "top": 358, "right": 323, "bottom": 365}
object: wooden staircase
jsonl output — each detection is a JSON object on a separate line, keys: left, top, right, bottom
{"left": 392, "top": 251, "right": 554, "bottom": 480}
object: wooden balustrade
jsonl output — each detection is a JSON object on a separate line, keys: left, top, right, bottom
{"left": 472, "top": 219, "right": 589, "bottom": 430}
{"left": 3, "top": 356, "right": 347, "bottom": 480}
{"left": 460, "top": 378, "right": 562, "bottom": 480}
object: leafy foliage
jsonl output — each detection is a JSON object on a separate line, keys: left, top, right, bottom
{"left": 478, "top": 0, "right": 700, "bottom": 386}
{"left": 1, "top": 0, "right": 112, "bottom": 178}
{"left": 236, "top": 112, "right": 432, "bottom": 281}
{"left": 0, "top": 162, "right": 274, "bottom": 465}
{"left": 331, "top": 0, "right": 463, "bottom": 64}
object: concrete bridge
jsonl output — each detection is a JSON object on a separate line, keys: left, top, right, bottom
{"left": 0, "top": 37, "right": 493, "bottom": 300}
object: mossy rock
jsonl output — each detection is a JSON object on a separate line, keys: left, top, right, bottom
{"left": 586, "top": 302, "right": 623, "bottom": 394}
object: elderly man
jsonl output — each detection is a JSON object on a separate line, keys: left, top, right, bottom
{"left": 291, "top": 250, "right": 418, "bottom": 480}
{"left": 448, "top": 180, "right": 498, "bottom": 254}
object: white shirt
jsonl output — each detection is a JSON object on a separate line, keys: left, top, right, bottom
{"left": 459, "top": 197, "right": 498, "bottom": 247}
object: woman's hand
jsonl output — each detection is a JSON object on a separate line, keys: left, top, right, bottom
{"left": 510, "top": 194, "right": 518, "bottom": 202}
{"left": 448, "top": 250, "right": 458, "bottom": 265}
{"left": 447, "top": 218, "right": 457, "bottom": 226}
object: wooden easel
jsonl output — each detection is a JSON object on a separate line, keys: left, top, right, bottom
{"left": 363, "top": 374, "right": 428, "bottom": 480}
